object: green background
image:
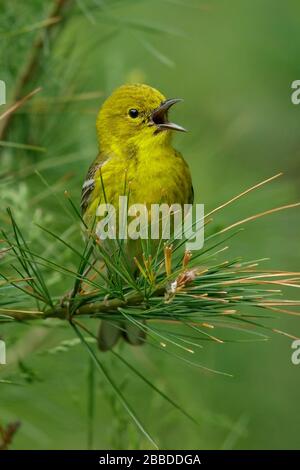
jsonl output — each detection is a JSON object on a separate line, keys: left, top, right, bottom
{"left": 0, "top": 0, "right": 299, "bottom": 449}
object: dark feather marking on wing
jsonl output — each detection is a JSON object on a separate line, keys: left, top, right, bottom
{"left": 189, "top": 185, "right": 194, "bottom": 205}
{"left": 81, "top": 161, "right": 103, "bottom": 213}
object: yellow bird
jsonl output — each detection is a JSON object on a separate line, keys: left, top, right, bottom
{"left": 81, "top": 84, "right": 193, "bottom": 350}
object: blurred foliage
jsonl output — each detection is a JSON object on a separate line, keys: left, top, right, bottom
{"left": 0, "top": 0, "right": 300, "bottom": 450}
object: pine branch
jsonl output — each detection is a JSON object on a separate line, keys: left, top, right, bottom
{"left": 1, "top": 291, "right": 160, "bottom": 321}
{"left": 1, "top": 174, "right": 300, "bottom": 346}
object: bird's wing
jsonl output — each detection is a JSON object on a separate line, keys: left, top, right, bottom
{"left": 81, "top": 154, "right": 107, "bottom": 214}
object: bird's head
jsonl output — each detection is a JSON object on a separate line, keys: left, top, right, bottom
{"left": 96, "top": 84, "right": 186, "bottom": 153}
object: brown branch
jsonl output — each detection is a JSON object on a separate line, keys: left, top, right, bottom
{"left": 1, "top": 292, "right": 146, "bottom": 321}
{"left": 0, "top": 87, "right": 42, "bottom": 121}
{"left": 51, "top": 292, "right": 147, "bottom": 318}
{"left": 1, "top": 287, "right": 169, "bottom": 322}
{"left": 0, "top": 421, "right": 21, "bottom": 450}
{"left": 0, "top": 0, "right": 74, "bottom": 140}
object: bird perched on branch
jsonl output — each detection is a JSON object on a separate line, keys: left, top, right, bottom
{"left": 81, "top": 84, "right": 193, "bottom": 351}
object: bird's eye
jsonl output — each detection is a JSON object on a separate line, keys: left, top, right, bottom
{"left": 128, "top": 108, "right": 139, "bottom": 118}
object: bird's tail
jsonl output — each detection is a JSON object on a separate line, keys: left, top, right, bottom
{"left": 97, "top": 319, "right": 146, "bottom": 351}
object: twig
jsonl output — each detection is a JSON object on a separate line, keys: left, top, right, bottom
{"left": 2, "top": 292, "right": 146, "bottom": 321}
{"left": 0, "top": 87, "right": 42, "bottom": 122}
{"left": 0, "top": 421, "right": 21, "bottom": 450}
{"left": 0, "top": 285, "right": 171, "bottom": 321}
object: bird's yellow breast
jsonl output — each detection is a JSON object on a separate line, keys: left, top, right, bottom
{"left": 86, "top": 143, "right": 192, "bottom": 222}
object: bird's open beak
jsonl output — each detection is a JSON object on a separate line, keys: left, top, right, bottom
{"left": 151, "top": 98, "right": 187, "bottom": 132}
